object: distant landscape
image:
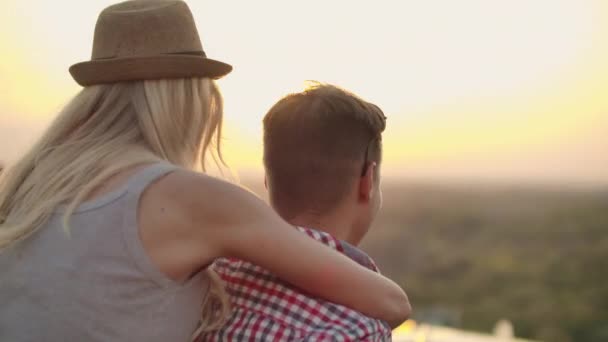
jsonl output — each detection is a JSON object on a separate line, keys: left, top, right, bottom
{"left": 243, "top": 178, "right": 608, "bottom": 342}
{"left": 2, "top": 162, "right": 605, "bottom": 341}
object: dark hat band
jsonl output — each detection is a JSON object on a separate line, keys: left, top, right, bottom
{"left": 93, "top": 50, "right": 207, "bottom": 61}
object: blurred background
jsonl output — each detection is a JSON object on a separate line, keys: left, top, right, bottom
{"left": 1, "top": 1, "right": 607, "bottom": 341}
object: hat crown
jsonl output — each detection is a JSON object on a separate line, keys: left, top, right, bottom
{"left": 92, "top": 0, "right": 203, "bottom": 60}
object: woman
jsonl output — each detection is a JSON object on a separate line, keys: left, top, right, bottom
{"left": 0, "top": 1, "right": 410, "bottom": 341}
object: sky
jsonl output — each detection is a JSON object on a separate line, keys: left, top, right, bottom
{"left": 1, "top": 0, "right": 607, "bottom": 186}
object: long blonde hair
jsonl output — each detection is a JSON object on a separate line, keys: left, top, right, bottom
{"left": 0, "top": 77, "right": 230, "bottom": 333}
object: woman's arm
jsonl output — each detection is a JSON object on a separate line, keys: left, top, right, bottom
{"left": 142, "top": 170, "right": 411, "bottom": 327}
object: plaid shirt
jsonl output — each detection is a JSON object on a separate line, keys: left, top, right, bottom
{"left": 197, "top": 227, "right": 391, "bottom": 342}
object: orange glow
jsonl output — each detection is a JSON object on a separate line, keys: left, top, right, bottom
{"left": 1, "top": 0, "right": 607, "bottom": 184}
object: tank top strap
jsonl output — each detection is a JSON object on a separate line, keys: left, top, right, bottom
{"left": 126, "top": 162, "right": 180, "bottom": 196}
{"left": 122, "top": 162, "right": 185, "bottom": 288}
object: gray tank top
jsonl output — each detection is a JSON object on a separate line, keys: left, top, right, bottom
{"left": 0, "top": 163, "right": 210, "bottom": 341}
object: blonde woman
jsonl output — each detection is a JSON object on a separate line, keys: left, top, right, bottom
{"left": 0, "top": 1, "right": 410, "bottom": 341}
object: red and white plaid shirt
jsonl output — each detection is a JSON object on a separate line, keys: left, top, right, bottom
{"left": 197, "top": 227, "right": 391, "bottom": 342}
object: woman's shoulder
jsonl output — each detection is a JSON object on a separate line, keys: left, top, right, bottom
{"left": 147, "top": 169, "right": 258, "bottom": 218}
{"left": 140, "top": 167, "right": 266, "bottom": 248}
{"left": 136, "top": 168, "right": 250, "bottom": 281}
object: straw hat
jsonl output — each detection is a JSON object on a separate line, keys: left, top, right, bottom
{"left": 69, "top": 0, "right": 232, "bottom": 86}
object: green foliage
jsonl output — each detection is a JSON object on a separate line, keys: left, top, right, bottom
{"left": 359, "top": 183, "right": 608, "bottom": 342}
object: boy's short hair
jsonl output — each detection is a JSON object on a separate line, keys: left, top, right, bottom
{"left": 263, "top": 82, "right": 386, "bottom": 218}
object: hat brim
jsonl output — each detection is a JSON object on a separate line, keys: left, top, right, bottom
{"left": 69, "top": 55, "right": 232, "bottom": 86}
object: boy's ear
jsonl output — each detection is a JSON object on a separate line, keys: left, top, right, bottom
{"left": 358, "top": 162, "right": 376, "bottom": 203}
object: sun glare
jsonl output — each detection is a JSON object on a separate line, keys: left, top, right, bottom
{"left": 1, "top": 0, "right": 607, "bottom": 183}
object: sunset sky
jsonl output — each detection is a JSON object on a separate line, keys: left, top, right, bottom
{"left": 1, "top": 0, "right": 607, "bottom": 185}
